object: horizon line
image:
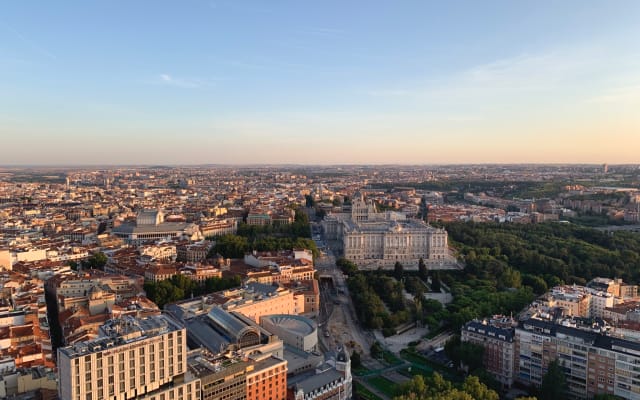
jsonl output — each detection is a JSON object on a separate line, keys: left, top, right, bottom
{"left": 0, "top": 162, "right": 636, "bottom": 169}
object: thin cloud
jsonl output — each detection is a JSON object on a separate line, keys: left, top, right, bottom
{"left": 156, "top": 73, "right": 206, "bottom": 89}
{"left": 1, "top": 23, "right": 57, "bottom": 61}
{"left": 587, "top": 84, "right": 640, "bottom": 104}
{"left": 298, "top": 27, "right": 345, "bottom": 37}
{"left": 223, "top": 58, "right": 308, "bottom": 73}
{"left": 367, "top": 47, "right": 602, "bottom": 99}
{"left": 367, "top": 89, "right": 412, "bottom": 97}
{"left": 464, "top": 51, "right": 596, "bottom": 90}
{"left": 208, "top": 1, "right": 272, "bottom": 14}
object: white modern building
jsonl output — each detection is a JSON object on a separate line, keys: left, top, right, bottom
{"left": 260, "top": 314, "right": 318, "bottom": 352}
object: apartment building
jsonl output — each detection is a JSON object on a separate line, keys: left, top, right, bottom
{"left": 176, "top": 240, "right": 214, "bottom": 262}
{"left": 0, "top": 274, "right": 54, "bottom": 368}
{"left": 0, "top": 363, "right": 57, "bottom": 399}
{"left": 539, "top": 284, "right": 625, "bottom": 319}
{"left": 515, "top": 317, "right": 640, "bottom": 399}
{"left": 200, "top": 218, "right": 238, "bottom": 237}
{"left": 588, "top": 277, "right": 638, "bottom": 300}
{"left": 284, "top": 280, "right": 320, "bottom": 318}
{"left": 461, "top": 317, "right": 516, "bottom": 388}
{"left": 57, "top": 314, "right": 200, "bottom": 400}
{"left": 179, "top": 264, "right": 223, "bottom": 283}
{"left": 463, "top": 281, "right": 640, "bottom": 399}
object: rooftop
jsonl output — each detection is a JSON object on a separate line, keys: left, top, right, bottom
{"left": 261, "top": 314, "right": 316, "bottom": 336}
{"left": 58, "top": 314, "right": 182, "bottom": 358}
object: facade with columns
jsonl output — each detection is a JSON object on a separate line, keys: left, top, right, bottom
{"left": 324, "top": 194, "right": 450, "bottom": 269}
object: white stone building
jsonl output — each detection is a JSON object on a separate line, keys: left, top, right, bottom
{"left": 323, "top": 194, "right": 451, "bottom": 269}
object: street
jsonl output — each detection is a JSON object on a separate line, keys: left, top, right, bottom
{"left": 315, "top": 247, "right": 374, "bottom": 358}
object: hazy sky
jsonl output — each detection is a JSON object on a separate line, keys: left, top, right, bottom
{"left": 1, "top": 1, "right": 639, "bottom": 165}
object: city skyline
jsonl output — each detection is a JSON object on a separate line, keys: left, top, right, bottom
{"left": 2, "top": 1, "right": 639, "bottom": 165}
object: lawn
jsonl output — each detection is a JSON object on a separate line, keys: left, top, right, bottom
{"left": 425, "top": 325, "right": 449, "bottom": 339}
{"left": 398, "top": 364, "right": 434, "bottom": 377}
{"left": 354, "top": 381, "right": 383, "bottom": 400}
{"left": 400, "top": 349, "right": 460, "bottom": 382}
{"left": 381, "top": 350, "right": 403, "bottom": 366}
{"left": 367, "top": 376, "right": 398, "bottom": 398}
{"left": 353, "top": 365, "right": 371, "bottom": 376}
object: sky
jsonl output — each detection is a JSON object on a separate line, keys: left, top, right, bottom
{"left": 1, "top": 1, "right": 639, "bottom": 165}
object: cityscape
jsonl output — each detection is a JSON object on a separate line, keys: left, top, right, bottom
{"left": 0, "top": 165, "right": 639, "bottom": 400}
{"left": 2, "top": 2, "right": 640, "bottom": 400}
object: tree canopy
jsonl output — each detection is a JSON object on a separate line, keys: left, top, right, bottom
{"left": 446, "top": 221, "right": 640, "bottom": 284}
{"left": 540, "top": 360, "right": 567, "bottom": 400}
{"left": 393, "top": 373, "right": 499, "bottom": 400}
{"left": 82, "top": 252, "right": 108, "bottom": 270}
{"left": 144, "top": 275, "right": 241, "bottom": 309}
{"left": 209, "top": 209, "right": 318, "bottom": 259}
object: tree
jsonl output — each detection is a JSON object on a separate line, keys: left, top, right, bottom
{"left": 83, "top": 252, "right": 108, "bottom": 270}
{"left": 413, "top": 296, "right": 423, "bottom": 323}
{"left": 394, "top": 261, "right": 404, "bottom": 281}
{"left": 395, "top": 372, "right": 499, "bottom": 400}
{"left": 336, "top": 258, "right": 358, "bottom": 276}
{"left": 431, "top": 271, "right": 441, "bottom": 292}
{"left": 499, "top": 267, "right": 522, "bottom": 289}
{"left": 144, "top": 280, "right": 184, "bottom": 309}
{"left": 204, "top": 276, "right": 241, "bottom": 293}
{"left": 351, "top": 350, "right": 361, "bottom": 369}
{"left": 420, "top": 197, "right": 429, "bottom": 221}
{"left": 396, "top": 375, "right": 428, "bottom": 398}
{"left": 210, "top": 234, "right": 249, "bottom": 258}
{"left": 305, "top": 194, "right": 315, "bottom": 207}
{"left": 540, "top": 360, "right": 567, "bottom": 400}
{"left": 370, "top": 341, "right": 383, "bottom": 359}
{"left": 459, "top": 342, "right": 485, "bottom": 371}
{"left": 461, "top": 375, "right": 499, "bottom": 400}
{"left": 471, "top": 369, "right": 501, "bottom": 394}
{"left": 418, "top": 258, "right": 427, "bottom": 279}
{"left": 522, "top": 274, "right": 548, "bottom": 294}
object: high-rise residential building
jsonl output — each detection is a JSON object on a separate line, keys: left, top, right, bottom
{"left": 462, "top": 281, "right": 640, "bottom": 399}
{"left": 57, "top": 314, "right": 200, "bottom": 400}
{"left": 514, "top": 317, "right": 640, "bottom": 399}
{"left": 465, "top": 314, "right": 640, "bottom": 399}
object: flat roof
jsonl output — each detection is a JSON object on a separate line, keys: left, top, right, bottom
{"left": 58, "top": 314, "right": 182, "bottom": 358}
{"left": 112, "top": 222, "right": 195, "bottom": 234}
